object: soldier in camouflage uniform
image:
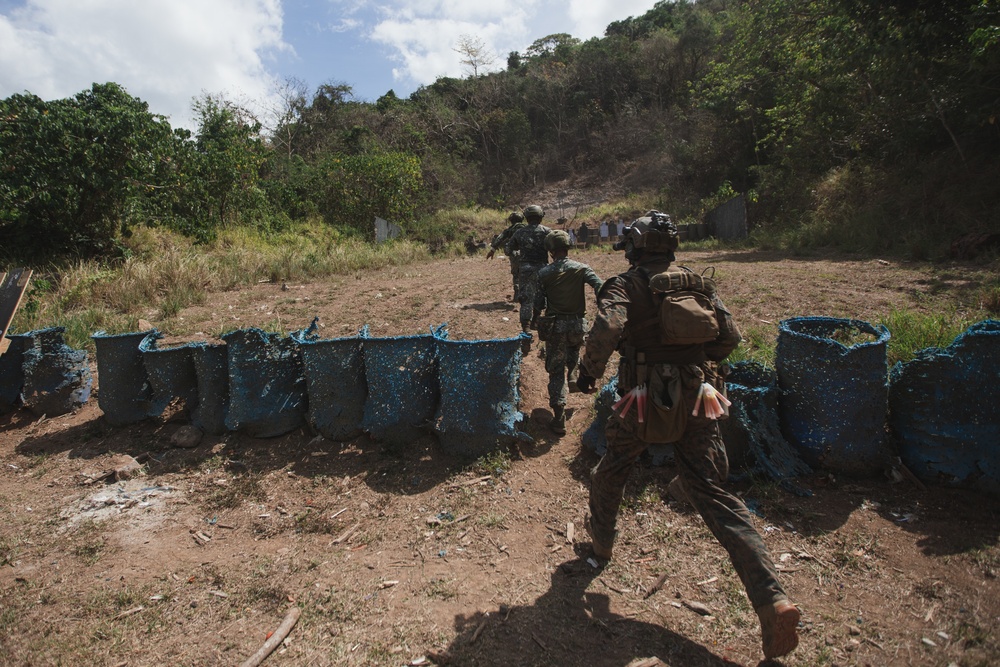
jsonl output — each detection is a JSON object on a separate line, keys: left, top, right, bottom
{"left": 576, "top": 212, "right": 800, "bottom": 661}
{"left": 532, "top": 230, "right": 603, "bottom": 435}
{"left": 508, "top": 205, "right": 551, "bottom": 352}
{"left": 486, "top": 211, "right": 526, "bottom": 302}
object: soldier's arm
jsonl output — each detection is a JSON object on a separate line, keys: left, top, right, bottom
{"left": 703, "top": 294, "right": 742, "bottom": 361}
{"left": 581, "top": 277, "right": 629, "bottom": 379}
{"left": 533, "top": 270, "right": 548, "bottom": 316}
{"left": 582, "top": 266, "right": 604, "bottom": 295}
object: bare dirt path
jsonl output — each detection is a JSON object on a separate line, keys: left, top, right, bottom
{"left": 1, "top": 247, "right": 998, "bottom": 667}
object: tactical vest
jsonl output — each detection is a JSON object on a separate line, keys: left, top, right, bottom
{"left": 619, "top": 269, "right": 708, "bottom": 377}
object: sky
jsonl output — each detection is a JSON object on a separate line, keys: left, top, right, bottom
{"left": 0, "top": 0, "right": 659, "bottom": 131}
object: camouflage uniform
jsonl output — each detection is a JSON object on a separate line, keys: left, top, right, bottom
{"left": 491, "top": 219, "right": 527, "bottom": 299}
{"left": 581, "top": 254, "right": 788, "bottom": 611}
{"left": 509, "top": 222, "right": 551, "bottom": 326}
{"left": 534, "top": 257, "right": 603, "bottom": 410}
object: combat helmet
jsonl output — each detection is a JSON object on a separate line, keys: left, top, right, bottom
{"left": 615, "top": 210, "right": 678, "bottom": 261}
{"left": 508, "top": 211, "right": 524, "bottom": 223}
{"left": 544, "top": 229, "right": 572, "bottom": 252}
{"left": 523, "top": 204, "right": 544, "bottom": 222}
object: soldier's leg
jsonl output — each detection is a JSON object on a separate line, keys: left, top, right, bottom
{"left": 510, "top": 258, "right": 520, "bottom": 301}
{"left": 565, "top": 341, "right": 581, "bottom": 387}
{"left": 544, "top": 337, "right": 569, "bottom": 410}
{"left": 674, "top": 417, "right": 786, "bottom": 610}
{"left": 517, "top": 266, "right": 538, "bottom": 327}
{"left": 587, "top": 416, "right": 647, "bottom": 556}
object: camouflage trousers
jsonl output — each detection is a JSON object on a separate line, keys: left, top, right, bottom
{"left": 517, "top": 263, "right": 544, "bottom": 325}
{"left": 509, "top": 256, "right": 521, "bottom": 300}
{"left": 588, "top": 370, "right": 786, "bottom": 609}
{"left": 544, "top": 330, "right": 584, "bottom": 409}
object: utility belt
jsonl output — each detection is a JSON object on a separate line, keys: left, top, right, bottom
{"left": 619, "top": 343, "right": 706, "bottom": 370}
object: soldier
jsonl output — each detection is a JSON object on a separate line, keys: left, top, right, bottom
{"left": 532, "top": 230, "right": 603, "bottom": 435}
{"left": 576, "top": 211, "right": 800, "bottom": 661}
{"left": 508, "top": 205, "right": 551, "bottom": 352}
{"left": 486, "top": 211, "right": 526, "bottom": 302}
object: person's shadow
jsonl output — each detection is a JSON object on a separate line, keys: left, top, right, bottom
{"left": 428, "top": 557, "right": 747, "bottom": 667}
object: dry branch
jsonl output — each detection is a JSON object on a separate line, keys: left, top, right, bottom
{"left": 239, "top": 606, "right": 301, "bottom": 667}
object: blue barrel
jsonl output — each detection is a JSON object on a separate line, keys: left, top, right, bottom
{"left": 776, "top": 317, "right": 891, "bottom": 475}
{"left": 433, "top": 332, "right": 526, "bottom": 459}
{"left": 889, "top": 320, "right": 1000, "bottom": 494}
{"left": 362, "top": 330, "right": 441, "bottom": 447}
{"left": 223, "top": 328, "right": 307, "bottom": 438}
{"left": 293, "top": 328, "right": 368, "bottom": 442}
{"left": 93, "top": 330, "right": 155, "bottom": 425}
{"left": 191, "top": 343, "right": 229, "bottom": 435}
{"left": 139, "top": 333, "right": 198, "bottom": 417}
{"left": 20, "top": 327, "right": 92, "bottom": 417}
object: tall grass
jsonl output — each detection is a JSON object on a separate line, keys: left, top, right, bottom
{"left": 10, "top": 222, "right": 444, "bottom": 350}
{"left": 876, "top": 308, "right": 981, "bottom": 367}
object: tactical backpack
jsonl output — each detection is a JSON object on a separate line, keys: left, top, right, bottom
{"left": 639, "top": 267, "right": 721, "bottom": 345}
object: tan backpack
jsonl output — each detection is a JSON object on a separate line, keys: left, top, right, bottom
{"left": 642, "top": 267, "right": 721, "bottom": 345}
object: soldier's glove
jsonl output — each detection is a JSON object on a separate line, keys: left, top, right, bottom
{"left": 576, "top": 372, "right": 597, "bottom": 394}
{"left": 486, "top": 249, "right": 495, "bottom": 260}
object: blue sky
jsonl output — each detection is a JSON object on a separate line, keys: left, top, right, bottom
{"left": 0, "top": 0, "right": 658, "bottom": 131}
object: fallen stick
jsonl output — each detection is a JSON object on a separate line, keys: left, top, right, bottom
{"left": 643, "top": 572, "right": 669, "bottom": 599}
{"left": 240, "top": 607, "right": 301, "bottom": 667}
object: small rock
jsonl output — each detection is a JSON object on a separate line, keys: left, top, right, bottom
{"left": 114, "top": 456, "right": 143, "bottom": 481}
{"left": 170, "top": 425, "right": 203, "bottom": 449}
{"left": 921, "top": 637, "right": 937, "bottom": 648}
{"left": 848, "top": 625, "right": 861, "bottom": 636}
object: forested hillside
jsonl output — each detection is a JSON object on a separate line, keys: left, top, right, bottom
{"left": 2, "top": 0, "right": 998, "bottom": 261}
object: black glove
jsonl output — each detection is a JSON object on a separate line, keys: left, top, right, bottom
{"left": 576, "top": 372, "right": 597, "bottom": 394}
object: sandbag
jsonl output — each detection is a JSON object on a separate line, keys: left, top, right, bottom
{"left": 139, "top": 333, "right": 198, "bottom": 417}
{"left": 20, "top": 327, "right": 92, "bottom": 417}
{"left": 191, "top": 343, "right": 229, "bottom": 435}
{"left": 223, "top": 328, "right": 307, "bottom": 438}
{"left": 889, "top": 319, "right": 1000, "bottom": 494}
{"left": 362, "top": 328, "right": 442, "bottom": 447}
{"left": 0, "top": 334, "right": 29, "bottom": 412}
{"left": 777, "top": 317, "right": 891, "bottom": 476}
{"left": 293, "top": 323, "right": 368, "bottom": 442}
{"left": 93, "top": 330, "right": 155, "bottom": 425}
{"left": 433, "top": 331, "right": 526, "bottom": 459}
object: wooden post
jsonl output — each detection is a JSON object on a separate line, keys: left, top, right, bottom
{"left": 0, "top": 268, "right": 32, "bottom": 356}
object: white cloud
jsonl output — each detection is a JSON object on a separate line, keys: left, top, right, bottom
{"left": 0, "top": 0, "right": 289, "bottom": 130}
{"left": 349, "top": 0, "right": 658, "bottom": 92}
{"left": 567, "top": 0, "right": 658, "bottom": 40}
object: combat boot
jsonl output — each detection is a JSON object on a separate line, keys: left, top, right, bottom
{"left": 757, "top": 599, "right": 800, "bottom": 659}
{"left": 550, "top": 406, "right": 566, "bottom": 435}
{"left": 667, "top": 475, "right": 692, "bottom": 507}
{"left": 583, "top": 514, "right": 613, "bottom": 561}
{"left": 520, "top": 322, "right": 532, "bottom": 355}
{"left": 567, "top": 365, "right": 580, "bottom": 392}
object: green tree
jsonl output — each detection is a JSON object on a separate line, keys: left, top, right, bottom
{"left": 0, "top": 82, "right": 175, "bottom": 258}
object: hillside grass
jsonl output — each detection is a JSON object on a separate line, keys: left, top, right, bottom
{"left": 10, "top": 200, "right": 998, "bottom": 357}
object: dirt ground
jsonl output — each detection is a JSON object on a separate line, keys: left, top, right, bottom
{"left": 1, "top": 247, "right": 999, "bottom": 667}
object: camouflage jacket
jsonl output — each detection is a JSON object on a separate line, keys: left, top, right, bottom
{"left": 534, "top": 257, "right": 604, "bottom": 318}
{"left": 509, "top": 223, "right": 551, "bottom": 265}
{"left": 491, "top": 220, "right": 527, "bottom": 254}
{"left": 581, "top": 255, "right": 741, "bottom": 386}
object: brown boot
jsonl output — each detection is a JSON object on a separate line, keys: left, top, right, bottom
{"left": 550, "top": 406, "right": 566, "bottom": 435}
{"left": 667, "top": 475, "right": 692, "bottom": 507}
{"left": 757, "top": 600, "right": 800, "bottom": 659}
{"left": 520, "top": 323, "right": 532, "bottom": 355}
{"left": 584, "top": 514, "right": 613, "bottom": 561}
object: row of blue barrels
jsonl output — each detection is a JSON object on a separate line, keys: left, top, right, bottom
{"left": 579, "top": 316, "right": 998, "bottom": 496}
{"left": 91, "top": 324, "right": 530, "bottom": 460}
{"left": 774, "top": 317, "right": 999, "bottom": 494}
